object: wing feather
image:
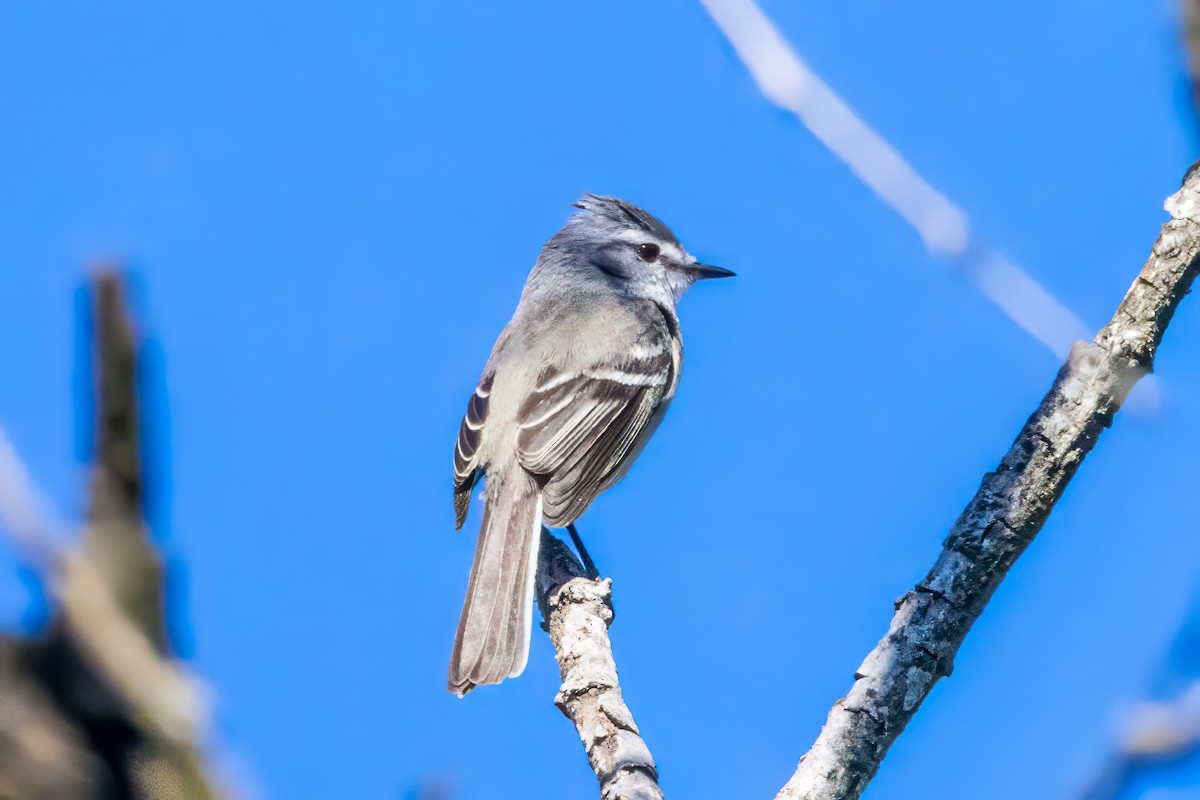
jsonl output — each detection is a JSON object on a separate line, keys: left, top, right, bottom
{"left": 516, "top": 347, "right": 673, "bottom": 528}
{"left": 453, "top": 373, "right": 493, "bottom": 528}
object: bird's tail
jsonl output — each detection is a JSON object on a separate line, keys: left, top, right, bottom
{"left": 448, "top": 461, "right": 542, "bottom": 696}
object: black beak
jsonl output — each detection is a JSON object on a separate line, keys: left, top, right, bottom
{"left": 684, "top": 262, "right": 736, "bottom": 280}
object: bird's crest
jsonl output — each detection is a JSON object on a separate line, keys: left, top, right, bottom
{"left": 570, "top": 194, "right": 681, "bottom": 246}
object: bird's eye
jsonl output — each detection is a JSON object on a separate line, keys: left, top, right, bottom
{"left": 636, "top": 243, "right": 660, "bottom": 263}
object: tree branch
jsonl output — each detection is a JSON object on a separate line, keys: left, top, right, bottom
{"left": 84, "top": 270, "right": 169, "bottom": 653}
{"left": 0, "top": 270, "right": 220, "bottom": 798}
{"left": 536, "top": 529, "right": 663, "bottom": 800}
{"left": 776, "top": 161, "right": 1200, "bottom": 800}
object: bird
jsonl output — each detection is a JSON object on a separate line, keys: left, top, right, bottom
{"left": 449, "top": 194, "right": 734, "bottom": 695}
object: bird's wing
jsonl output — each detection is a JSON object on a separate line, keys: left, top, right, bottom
{"left": 453, "top": 372, "right": 492, "bottom": 529}
{"left": 516, "top": 347, "right": 674, "bottom": 527}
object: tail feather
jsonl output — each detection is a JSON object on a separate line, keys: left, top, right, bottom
{"left": 449, "top": 462, "right": 542, "bottom": 695}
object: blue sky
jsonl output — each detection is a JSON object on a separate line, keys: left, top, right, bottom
{"left": 1, "top": 1, "right": 1198, "bottom": 798}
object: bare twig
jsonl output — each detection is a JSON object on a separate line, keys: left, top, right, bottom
{"left": 536, "top": 529, "right": 663, "bottom": 800}
{"left": 775, "top": 164, "right": 1200, "bottom": 800}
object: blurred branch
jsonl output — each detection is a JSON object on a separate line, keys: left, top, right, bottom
{"left": 1184, "top": 0, "right": 1200, "bottom": 113}
{"left": 84, "top": 271, "right": 168, "bottom": 653}
{"left": 1080, "top": 680, "right": 1200, "bottom": 800}
{"left": 536, "top": 529, "right": 663, "bottom": 800}
{"left": 775, "top": 164, "right": 1200, "bottom": 800}
{"left": 699, "top": 0, "right": 1094, "bottom": 361}
{"left": 0, "top": 269, "right": 221, "bottom": 798}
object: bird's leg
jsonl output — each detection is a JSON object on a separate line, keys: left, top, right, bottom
{"left": 566, "top": 523, "right": 601, "bottom": 581}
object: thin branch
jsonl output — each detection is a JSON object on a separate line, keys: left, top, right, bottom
{"left": 776, "top": 163, "right": 1200, "bottom": 800}
{"left": 536, "top": 529, "right": 663, "bottom": 800}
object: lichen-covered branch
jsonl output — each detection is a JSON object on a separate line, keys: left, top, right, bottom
{"left": 536, "top": 529, "right": 663, "bottom": 800}
{"left": 776, "top": 162, "right": 1200, "bottom": 800}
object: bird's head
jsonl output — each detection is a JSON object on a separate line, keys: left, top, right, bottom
{"left": 543, "top": 194, "right": 734, "bottom": 306}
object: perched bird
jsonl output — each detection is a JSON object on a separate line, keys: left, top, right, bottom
{"left": 449, "top": 194, "right": 733, "bottom": 695}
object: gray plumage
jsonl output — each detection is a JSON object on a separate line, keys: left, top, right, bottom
{"left": 449, "top": 194, "right": 733, "bottom": 695}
